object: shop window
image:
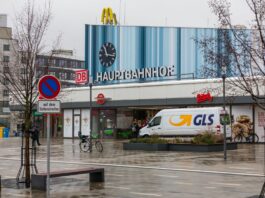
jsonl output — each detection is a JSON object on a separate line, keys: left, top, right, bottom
{"left": 3, "top": 44, "right": 10, "bottom": 51}
{"left": 149, "top": 116, "right": 161, "bottom": 127}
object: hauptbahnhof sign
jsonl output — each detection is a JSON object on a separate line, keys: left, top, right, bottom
{"left": 96, "top": 65, "right": 175, "bottom": 82}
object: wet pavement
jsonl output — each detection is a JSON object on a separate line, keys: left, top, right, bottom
{"left": 0, "top": 137, "right": 264, "bottom": 197}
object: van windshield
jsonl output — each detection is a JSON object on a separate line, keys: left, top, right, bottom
{"left": 149, "top": 116, "right": 161, "bottom": 127}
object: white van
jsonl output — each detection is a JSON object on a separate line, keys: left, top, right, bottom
{"left": 139, "top": 107, "right": 231, "bottom": 137}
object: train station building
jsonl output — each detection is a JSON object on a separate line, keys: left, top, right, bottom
{"left": 55, "top": 25, "right": 265, "bottom": 141}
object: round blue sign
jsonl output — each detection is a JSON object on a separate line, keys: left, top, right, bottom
{"left": 38, "top": 75, "right": 61, "bottom": 99}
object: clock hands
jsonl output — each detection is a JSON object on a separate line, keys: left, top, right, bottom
{"left": 99, "top": 43, "right": 116, "bottom": 67}
{"left": 103, "top": 46, "right": 109, "bottom": 56}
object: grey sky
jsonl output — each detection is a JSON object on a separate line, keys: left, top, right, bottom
{"left": 1, "top": 0, "right": 252, "bottom": 59}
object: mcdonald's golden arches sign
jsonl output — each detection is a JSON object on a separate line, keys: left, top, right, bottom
{"left": 101, "top": 7, "right": 118, "bottom": 25}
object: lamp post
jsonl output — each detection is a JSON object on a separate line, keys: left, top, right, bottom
{"left": 89, "top": 77, "right": 93, "bottom": 151}
{"left": 222, "top": 66, "right": 227, "bottom": 160}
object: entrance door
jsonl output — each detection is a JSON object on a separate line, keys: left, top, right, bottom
{"left": 99, "top": 110, "right": 116, "bottom": 138}
{"left": 74, "top": 115, "right": 80, "bottom": 137}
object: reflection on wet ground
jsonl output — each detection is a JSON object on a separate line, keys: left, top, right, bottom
{"left": 0, "top": 138, "right": 264, "bottom": 197}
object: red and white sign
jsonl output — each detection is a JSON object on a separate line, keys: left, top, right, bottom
{"left": 96, "top": 93, "right": 106, "bottom": 105}
{"left": 196, "top": 92, "right": 213, "bottom": 103}
{"left": 38, "top": 75, "right": 61, "bottom": 99}
{"left": 75, "top": 70, "right": 88, "bottom": 84}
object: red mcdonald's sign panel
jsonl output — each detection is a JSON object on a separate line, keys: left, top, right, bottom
{"left": 196, "top": 92, "right": 213, "bottom": 103}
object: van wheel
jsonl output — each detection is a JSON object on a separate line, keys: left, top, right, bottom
{"left": 143, "top": 135, "right": 149, "bottom": 138}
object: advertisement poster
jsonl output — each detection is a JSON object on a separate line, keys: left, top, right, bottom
{"left": 231, "top": 106, "right": 253, "bottom": 140}
{"left": 74, "top": 115, "right": 80, "bottom": 137}
{"left": 63, "top": 109, "right": 73, "bottom": 138}
{"left": 81, "top": 109, "right": 90, "bottom": 136}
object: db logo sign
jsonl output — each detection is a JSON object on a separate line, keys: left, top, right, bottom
{"left": 96, "top": 93, "right": 106, "bottom": 105}
{"left": 75, "top": 70, "right": 88, "bottom": 84}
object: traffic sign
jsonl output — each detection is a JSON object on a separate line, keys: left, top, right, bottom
{"left": 75, "top": 70, "right": 88, "bottom": 84}
{"left": 37, "top": 100, "right": 61, "bottom": 113}
{"left": 38, "top": 75, "right": 61, "bottom": 99}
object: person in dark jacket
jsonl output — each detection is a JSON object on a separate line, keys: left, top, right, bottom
{"left": 31, "top": 126, "right": 41, "bottom": 146}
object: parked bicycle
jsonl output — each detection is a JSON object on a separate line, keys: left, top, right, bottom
{"left": 78, "top": 131, "right": 103, "bottom": 152}
{"left": 233, "top": 128, "right": 259, "bottom": 143}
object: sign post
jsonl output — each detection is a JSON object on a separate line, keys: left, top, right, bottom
{"left": 89, "top": 76, "right": 93, "bottom": 151}
{"left": 37, "top": 75, "right": 61, "bottom": 198}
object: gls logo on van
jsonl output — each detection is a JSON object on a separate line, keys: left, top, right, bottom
{"left": 169, "top": 114, "right": 214, "bottom": 127}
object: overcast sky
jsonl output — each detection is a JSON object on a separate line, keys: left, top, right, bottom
{"left": 1, "top": 0, "right": 252, "bottom": 59}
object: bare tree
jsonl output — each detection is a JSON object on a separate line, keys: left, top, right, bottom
{"left": 199, "top": 0, "right": 265, "bottom": 110}
{"left": 199, "top": 1, "right": 265, "bottom": 195}
{"left": 0, "top": 0, "right": 52, "bottom": 187}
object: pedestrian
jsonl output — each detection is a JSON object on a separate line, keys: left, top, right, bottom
{"left": 131, "top": 119, "right": 140, "bottom": 138}
{"left": 31, "top": 126, "right": 41, "bottom": 146}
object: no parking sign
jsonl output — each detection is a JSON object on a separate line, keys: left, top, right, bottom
{"left": 38, "top": 75, "right": 61, "bottom": 99}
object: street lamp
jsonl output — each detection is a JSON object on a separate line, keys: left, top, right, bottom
{"left": 89, "top": 77, "right": 93, "bottom": 151}
{"left": 221, "top": 66, "right": 227, "bottom": 160}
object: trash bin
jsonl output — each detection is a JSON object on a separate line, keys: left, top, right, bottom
{"left": 3, "top": 128, "right": 9, "bottom": 138}
{"left": 0, "top": 127, "right": 3, "bottom": 138}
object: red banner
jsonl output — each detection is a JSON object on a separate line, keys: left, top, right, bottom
{"left": 196, "top": 92, "right": 213, "bottom": 103}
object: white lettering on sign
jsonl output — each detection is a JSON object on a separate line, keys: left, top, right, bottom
{"left": 75, "top": 70, "right": 88, "bottom": 84}
{"left": 37, "top": 100, "right": 61, "bottom": 113}
{"left": 95, "top": 65, "right": 175, "bottom": 82}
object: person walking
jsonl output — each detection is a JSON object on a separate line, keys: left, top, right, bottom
{"left": 131, "top": 119, "right": 140, "bottom": 138}
{"left": 31, "top": 126, "right": 41, "bottom": 146}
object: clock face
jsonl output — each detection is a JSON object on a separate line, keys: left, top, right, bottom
{"left": 99, "top": 42, "right": 116, "bottom": 67}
